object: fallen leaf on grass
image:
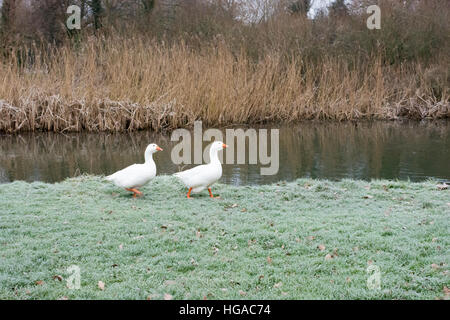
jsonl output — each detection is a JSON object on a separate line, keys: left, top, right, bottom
{"left": 437, "top": 184, "right": 448, "bottom": 190}
{"left": 306, "top": 236, "right": 315, "bottom": 241}
{"left": 325, "top": 254, "right": 333, "bottom": 260}
{"left": 239, "top": 290, "right": 246, "bottom": 296}
{"left": 431, "top": 263, "right": 440, "bottom": 270}
{"left": 444, "top": 286, "right": 450, "bottom": 298}
{"left": 98, "top": 281, "right": 105, "bottom": 290}
{"left": 35, "top": 280, "right": 44, "bottom": 285}
{"left": 318, "top": 244, "right": 326, "bottom": 251}
{"left": 119, "top": 244, "right": 123, "bottom": 250}
{"left": 363, "top": 195, "right": 373, "bottom": 199}
{"left": 273, "top": 282, "right": 282, "bottom": 288}
{"left": 267, "top": 256, "right": 272, "bottom": 264}
{"left": 164, "top": 280, "right": 177, "bottom": 286}
{"left": 53, "top": 275, "right": 63, "bottom": 282}
{"left": 164, "top": 293, "right": 173, "bottom": 300}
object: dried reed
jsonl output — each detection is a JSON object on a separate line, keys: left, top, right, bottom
{"left": 0, "top": 37, "right": 448, "bottom": 133}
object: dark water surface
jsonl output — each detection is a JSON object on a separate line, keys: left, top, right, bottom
{"left": 0, "top": 121, "right": 449, "bottom": 185}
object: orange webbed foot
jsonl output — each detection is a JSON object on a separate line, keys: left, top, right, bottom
{"left": 126, "top": 188, "right": 143, "bottom": 198}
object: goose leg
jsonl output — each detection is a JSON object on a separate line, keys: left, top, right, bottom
{"left": 125, "top": 188, "right": 137, "bottom": 197}
{"left": 126, "top": 188, "right": 142, "bottom": 198}
{"left": 208, "top": 188, "right": 214, "bottom": 198}
{"left": 187, "top": 187, "right": 193, "bottom": 198}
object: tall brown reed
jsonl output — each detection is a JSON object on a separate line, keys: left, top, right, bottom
{"left": 0, "top": 36, "right": 448, "bottom": 133}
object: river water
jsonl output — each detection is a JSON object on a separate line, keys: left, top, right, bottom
{"left": 0, "top": 121, "right": 449, "bottom": 185}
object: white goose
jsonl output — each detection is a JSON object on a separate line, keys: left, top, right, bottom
{"left": 106, "top": 143, "right": 163, "bottom": 198}
{"left": 174, "top": 141, "right": 228, "bottom": 198}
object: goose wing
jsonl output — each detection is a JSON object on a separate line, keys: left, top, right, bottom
{"left": 107, "top": 163, "right": 155, "bottom": 188}
{"left": 174, "top": 164, "right": 220, "bottom": 188}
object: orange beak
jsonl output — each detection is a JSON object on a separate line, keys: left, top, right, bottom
{"left": 156, "top": 146, "right": 163, "bottom": 151}
{"left": 222, "top": 143, "right": 228, "bottom": 149}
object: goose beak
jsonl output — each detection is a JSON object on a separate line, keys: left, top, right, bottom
{"left": 222, "top": 143, "right": 228, "bottom": 149}
{"left": 156, "top": 146, "right": 163, "bottom": 151}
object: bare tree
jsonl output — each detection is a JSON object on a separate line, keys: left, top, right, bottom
{"left": 329, "top": 0, "right": 348, "bottom": 17}
{"left": 141, "top": 0, "right": 156, "bottom": 14}
{"left": 1, "top": 0, "right": 16, "bottom": 36}
{"left": 287, "top": 0, "right": 311, "bottom": 16}
{"left": 88, "top": 0, "right": 103, "bottom": 30}
{"left": 30, "top": 0, "right": 68, "bottom": 43}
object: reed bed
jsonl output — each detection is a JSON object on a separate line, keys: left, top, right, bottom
{"left": 0, "top": 37, "right": 448, "bottom": 133}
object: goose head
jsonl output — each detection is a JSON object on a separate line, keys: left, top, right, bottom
{"left": 144, "top": 143, "right": 163, "bottom": 163}
{"left": 210, "top": 141, "right": 228, "bottom": 152}
{"left": 146, "top": 143, "right": 163, "bottom": 154}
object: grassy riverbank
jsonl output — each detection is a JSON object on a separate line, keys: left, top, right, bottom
{"left": 0, "top": 176, "right": 448, "bottom": 299}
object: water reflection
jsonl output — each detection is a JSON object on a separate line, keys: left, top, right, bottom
{"left": 0, "top": 121, "right": 449, "bottom": 184}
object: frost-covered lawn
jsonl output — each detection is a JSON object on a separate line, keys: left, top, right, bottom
{"left": 0, "top": 176, "right": 448, "bottom": 299}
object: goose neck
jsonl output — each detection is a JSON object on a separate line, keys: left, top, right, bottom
{"left": 209, "top": 148, "right": 221, "bottom": 164}
{"left": 145, "top": 151, "right": 154, "bottom": 164}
